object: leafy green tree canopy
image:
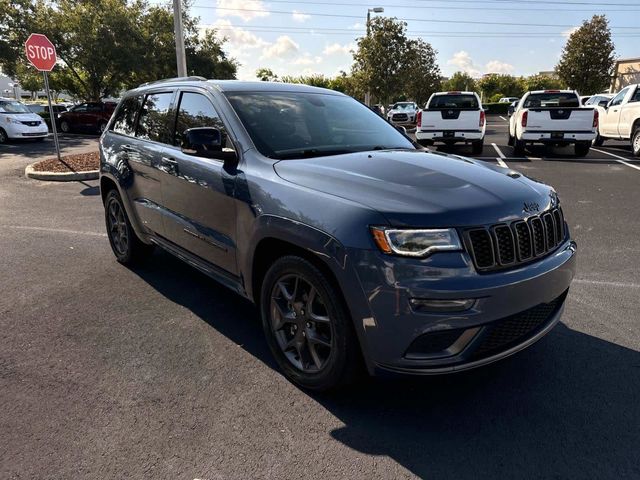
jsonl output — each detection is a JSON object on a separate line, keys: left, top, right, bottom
{"left": 555, "top": 15, "right": 615, "bottom": 95}
{"left": 442, "top": 72, "right": 477, "bottom": 92}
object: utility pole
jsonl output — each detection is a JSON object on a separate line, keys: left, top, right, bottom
{"left": 364, "top": 7, "right": 384, "bottom": 106}
{"left": 173, "top": 0, "right": 187, "bottom": 77}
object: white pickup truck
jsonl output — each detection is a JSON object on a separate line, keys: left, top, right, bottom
{"left": 508, "top": 90, "right": 598, "bottom": 157}
{"left": 593, "top": 83, "right": 640, "bottom": 156}
{"left": 415, "top": 91, "right": 485, "bottom": 154}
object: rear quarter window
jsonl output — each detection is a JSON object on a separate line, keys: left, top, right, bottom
{"left": 136, "top": 92, "right": 175, "bottom": 144}
{"left": 428, "top": 95, "right": 479, "bottom": 109}
{"left": 111, "top": 96, "right": 143, "bottom": 137}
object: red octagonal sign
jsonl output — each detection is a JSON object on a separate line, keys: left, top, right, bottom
{"left": 25, "top": 33, "right": 57, "bottom": 72}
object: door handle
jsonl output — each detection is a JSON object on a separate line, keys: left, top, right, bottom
{"left": 161, "top": 157, "right": 178, "bottom": 165}
{"left": 122, "top": 144, "right": 135, "bottom": 152}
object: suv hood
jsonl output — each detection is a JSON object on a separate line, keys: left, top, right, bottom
{"left": 273, "top": 150, "right": 557, "bottom": 227}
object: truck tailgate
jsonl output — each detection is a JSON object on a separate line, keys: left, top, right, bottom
{"left": 421, "top": 109, "right": 481, "bottom": 130}
{"left": 525, "top": 108, "right": 595, "bottom": 131}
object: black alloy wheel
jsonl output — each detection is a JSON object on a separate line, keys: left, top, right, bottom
{"left": 104, "top": 189, "right": 153, "bottom": 265}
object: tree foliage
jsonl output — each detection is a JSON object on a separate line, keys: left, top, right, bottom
{"left": 1, "top": 0, "right": 238, "bottom": 100}
{"left": 442, "top": 71, "right": 477, "bottom": 92}
{"left": 255, "top": 68, "right": 278, "bottom": 82}
{"left": 555, "top": 15, "right": 615, "bottom": 95}
{"left": 351, "top": 17, "right": 440, "bottom": 104}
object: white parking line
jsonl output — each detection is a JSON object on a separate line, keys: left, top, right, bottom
{"left": 499, "top": 116, "right": 507, "bottom": 121}
{"left": 1, "top": 225, "right": 107, "bottom": 237}
{"left": 574, "top": 279, "right": 640, "bottom": 289}
{"left": 491, "top": 143, "right": 509, "bottom": 168}
{"left": 591, "top": 148, "right": 640, "bottom": 171}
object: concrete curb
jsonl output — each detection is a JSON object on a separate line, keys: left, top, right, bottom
{"left": 25, "top": 164, "right": 99, "bottom": 182}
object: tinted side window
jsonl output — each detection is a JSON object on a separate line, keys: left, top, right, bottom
{"left": 630, "top": 87, "right": 640, "bottom": 103}
{"left": 111, "top": 96, "right": 142, "bottom": 136}
{"left": 136, "top": 92, "right": 174, "bottom": 144}
{"left": 174, "top": 92, "right": 234, "bottom": 153}
{"left": 72, "top": 104, "right": 88, "bottom": 113}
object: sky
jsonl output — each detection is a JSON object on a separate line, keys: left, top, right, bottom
{"left": 184, "top": 0, "right": 640, "bottom": 80}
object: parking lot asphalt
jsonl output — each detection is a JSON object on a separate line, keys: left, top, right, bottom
{"left": 1, "top": 122, "right": 639, "bottom": 479}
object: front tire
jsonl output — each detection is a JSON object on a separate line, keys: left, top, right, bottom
{"left": 260, "top": 256, "right": 361, "bottom": 391}
{"left": 632, "top": 128, "right": 640, "bottom": 157}
{"left": 98, "top": 121, "right": 107, "bottom": 134}
{"left": 575, "top": 141, "right": 590, "bottom": 157}
{"left": 104, "top": 189, "right": 153, "bottom": 265}
{"left": 60, "top": 120, "right": 71, "bottom": 133}
{"left": 0, "top": 128, "right": 8, "bottom": 144}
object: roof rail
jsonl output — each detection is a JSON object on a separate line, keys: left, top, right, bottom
{"left": 138, "top": 76, "right": 207, "bottom": 88}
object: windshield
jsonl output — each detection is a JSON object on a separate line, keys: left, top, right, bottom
{"left": 0, "top": 100, "right": 32, "bottom": 114}
{"left": 225, "top": 92, "right": 415, "bottom": 160}
{"left": 428, "top": 94, "right": 479, "bottom": 109}
{"left": 393, "top": 103, "right": 415, "bottom": 111}
{"left": 523, "top": 93, "right": 579, "bottom": 108}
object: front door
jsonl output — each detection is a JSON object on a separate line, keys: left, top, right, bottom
{"left": 601, "top": 87, "right": 629, "bottom": 138}
{"left": 159, "top": 90, "right": 239, "bottom": 276}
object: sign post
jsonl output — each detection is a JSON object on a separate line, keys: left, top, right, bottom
{"left": 24, "top": 33, "right": 61, "bottom": 162}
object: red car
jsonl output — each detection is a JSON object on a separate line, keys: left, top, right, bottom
{"left": 58, "top": 102, "right": 117, "bottom": 134}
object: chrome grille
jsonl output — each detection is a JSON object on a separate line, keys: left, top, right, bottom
{"left": 465, "top": 207, "right": 565, "bottom": 272}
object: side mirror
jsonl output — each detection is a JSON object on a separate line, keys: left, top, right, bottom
{"left": 395, "top": 125, "right": 407, "bottom": 135}
{"left": 599, "top": 100, "right": 609, "bottom": 108}
{"left": 181, "top": 127, "right": 222, "bottom": 158}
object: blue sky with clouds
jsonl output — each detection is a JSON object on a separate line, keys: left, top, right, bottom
{"left": 188, "top": 0, "right": 640, "bottom": 80}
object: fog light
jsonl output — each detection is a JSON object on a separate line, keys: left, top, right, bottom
{"left": 409, "top": 298, "right": 475, "bottom": 313}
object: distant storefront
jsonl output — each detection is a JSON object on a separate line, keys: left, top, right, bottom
{"left": 610, "top": 57, "right": 640, "bottom": 92}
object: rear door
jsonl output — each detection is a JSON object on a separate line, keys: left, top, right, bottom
{"left": 159, "top": 89, "right": 239, "bottom": 275}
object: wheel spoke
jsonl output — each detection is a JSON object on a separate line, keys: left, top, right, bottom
{"left": 307, "top": 329, "right": 331, "bottom": 348}
{"left": 271, "top": 300, "right": 294, "bottom": 330}
{"left": 307, "top": 341, "right": 323, "bottom": 370}
{"left": 276, "top": 281, "right": 293, "bottom": 301}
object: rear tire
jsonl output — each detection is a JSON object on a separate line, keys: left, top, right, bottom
{"left": 104, "top": 189, "right": 153, "bottom": 265}
{"left": 513, "top": 138, "right": 526, "bottom": 155}
{"left": 0, "top": 128, "right": 8, "bottom": 144}
{"left": 592, "top": 133, "right": 604, "bottom": 147}
{"left": 60, "top": 120, "right": 71, "bottom": 133}
{"left": 98, "top": 121, "right": 107, "bottom": 134}
{"left": 418, "top": 139, "right": 434, "bottom": 147}
{"left": 632, "top": 128, "right": 640, "bottom": 157}
{"left": 575, "top": 141, "right": 590, "bottom": 157}
{"left": 507, "top": 132, "right": 514, "bottom": 146}
{"left": 260, "top": 255, "right": 361, "bottom": 391}
{"left": 471, "top": 139, "right": 484, "bottom": 155}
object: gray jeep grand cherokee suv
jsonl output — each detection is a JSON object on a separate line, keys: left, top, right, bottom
{"left": 99, "top": 77, "right": 576, "bottom": 391}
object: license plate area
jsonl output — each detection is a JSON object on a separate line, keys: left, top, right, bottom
{"left": 443, "top": 131, "right": 455, "bottom": 138}
{"left": 551, "top": 132, "right": 564, "bottom": 140}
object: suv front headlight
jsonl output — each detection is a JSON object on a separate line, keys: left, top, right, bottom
{"left": 370, "top": 227, "right": 463, "bottom": 257}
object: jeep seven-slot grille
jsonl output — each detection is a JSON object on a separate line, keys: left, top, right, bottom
{"left": 465, "top": 207, "right": 565, "bottom": 272}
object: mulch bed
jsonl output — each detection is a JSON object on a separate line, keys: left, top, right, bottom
{"left": 31, "top": 152, "right": 99, "bottom": 173}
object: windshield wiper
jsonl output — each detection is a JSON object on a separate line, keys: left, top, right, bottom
{"left": 274, "top": 148, "right": 356, "bottom": 160}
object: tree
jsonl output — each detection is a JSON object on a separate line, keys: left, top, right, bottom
{"left": 351, "top": 17, "right": 440, "bottom": 104}
{"left": 442, "top": 72, "right": 477, "bottom": 92}
{"left": 478, "top": 74, "right": 524, "bottom": 102}
{"left": 523, "top": 74, "right": 565, "bottom": 91}
{"left": 403, "top": 38, "right": 441, "bottom": 106}
{"left": 1, "top": 0, "right": 237, "bottom": 100}
{"left": 255, "top": 68, "right": 278, "bottom": 82}
{"left": 556, "top": 15, "right": 615, "bottom": 95}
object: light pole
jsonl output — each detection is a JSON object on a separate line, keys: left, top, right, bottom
{"left": 365, "top": 7, "right": 384, "bottom": 106}
{"left": 173, "top": 0, "right": 187, "bottom": 77}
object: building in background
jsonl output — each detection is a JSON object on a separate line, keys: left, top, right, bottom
{"left": 610, "top": 57, "right": 640, "bottom": 92}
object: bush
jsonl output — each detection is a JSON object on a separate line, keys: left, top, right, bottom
{"left": 483, "top": 102, "right": 510, "bottom": 114}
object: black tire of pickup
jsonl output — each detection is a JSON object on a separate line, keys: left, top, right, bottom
{"left": 575, "top": 141, "right": 591, "bottom": 157}
{"left": 592, "top": 133, "right": 604, "bottom": 146}
{"left": 507, "top": 132, "right": 514, "bottom": 146}
{"left": 471, "top": 139, "right": 484, "bottom": 155}
{"left": 632, "top": 128, "right": 640, "bottom": 157}
{"left": 513, "top": 138, "right": 526, "bottom": 155}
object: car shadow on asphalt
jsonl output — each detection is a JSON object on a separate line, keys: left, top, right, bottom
{"left": 0, "top": 135, "right": 97, "bottom": 156}
{"left": 129, "top": 250, "right": 640, "bottom": 479}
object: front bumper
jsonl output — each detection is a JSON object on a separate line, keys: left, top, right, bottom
{"left": 416, "top": 129, "right": 484, "bottom": 142}
{"left": 343, "top": 238, "right": 576, "bottom": 375}
{"left": 5, "top": 122, "right": 49, "bottom": 139}
{"left": 519, "top": 131, "right": 596, "bottom": 143}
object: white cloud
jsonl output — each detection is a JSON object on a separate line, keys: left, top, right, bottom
{"left": 485, "top": 60, "right": 515, "bottom": 74}
{"left": 292, "top": 10, "right": 311, "bottom": 22}
{"left": 292, "top": 53, "right": 323, "bottom": 66}
{"left": 262, "top": 36, "right": 300, "bottom": 59}
{"left": 447, "top": 50, "right": 515, "bottom": 76}
{"left": 562, "top": 26, "right": 579, "bottom": 38}
{"left": 447, "top": 51, "right": 481, "bottom": 77}
{"left": 322, "top": 42, "right": 356, "bottom": 56}
{"left": 211, "top": 20, "right": 268, "bottom": 50}
{"left": 349, "top": 22, "right": 364, "bottom": 30}
{"left": 216, "top": 0, "right": 269, "bottom": 22}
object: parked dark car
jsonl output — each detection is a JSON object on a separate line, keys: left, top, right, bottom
{"left": 27, "top": 104, "right": 67, "bottom": 129}
{"left": 58, "top": 101, "right": 116, "bottom": 134}
{"left": 99, "top": 78, "right": 577, "bottom": 391}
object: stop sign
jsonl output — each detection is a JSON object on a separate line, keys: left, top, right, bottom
{"left": 25, "top": 33, "right": 57, "bottom": 71}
